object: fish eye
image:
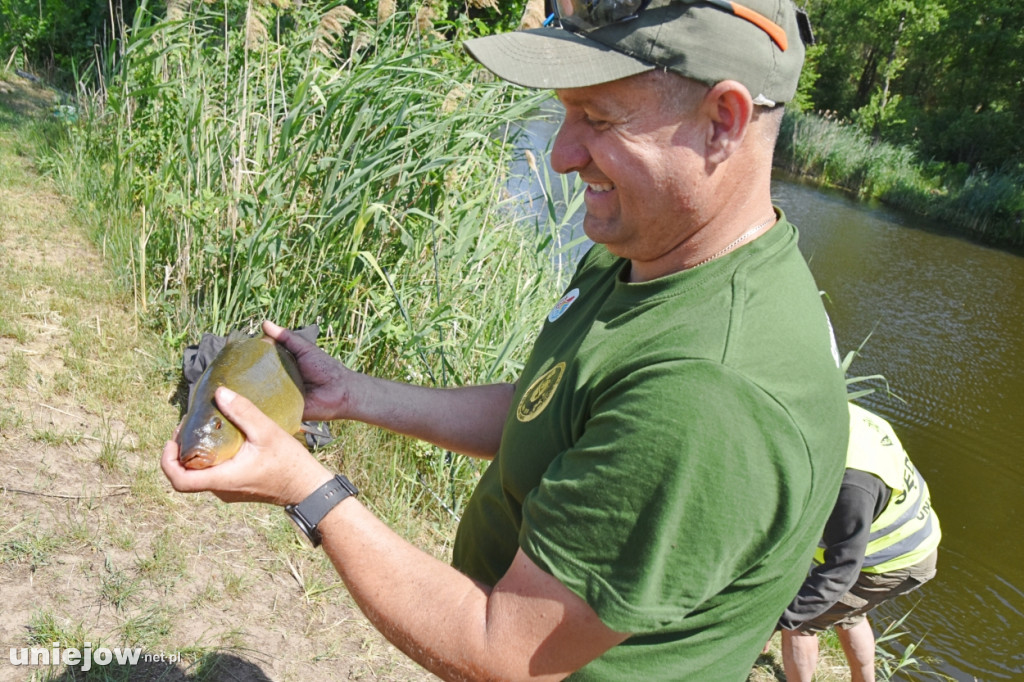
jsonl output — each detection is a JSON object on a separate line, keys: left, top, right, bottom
{"left": 213, "top": 418, "right": 222, "bottom": 430}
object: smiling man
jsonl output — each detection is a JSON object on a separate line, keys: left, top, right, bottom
{"left": 162, "top": 1, "right": 849, "bottom": 680}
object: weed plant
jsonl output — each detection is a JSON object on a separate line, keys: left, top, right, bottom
{"left": 777, "top": 109, "right": 1024, "bottom": 246}
{"left": 37, "top": 2, "right": 575, "bottom": 531}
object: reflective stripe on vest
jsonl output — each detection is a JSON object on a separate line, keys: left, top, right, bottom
{"left": 860, "top": 467, "right": 940, "bottom": 573}
{"left": 814, "top": 404, "right": 941, "bottom": 574}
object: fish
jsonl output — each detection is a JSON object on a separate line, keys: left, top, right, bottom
{"left": 176, "top": 331, "right": 305, "bottom": 469}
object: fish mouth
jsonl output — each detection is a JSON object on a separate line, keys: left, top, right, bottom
{"left": 179, "top": 447, "right": 216, "bottom": 470}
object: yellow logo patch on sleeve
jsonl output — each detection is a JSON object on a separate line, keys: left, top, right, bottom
{"left": 516, "top": 362, "right": 566, "bottom": 423}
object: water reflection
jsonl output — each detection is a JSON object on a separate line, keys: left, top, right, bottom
{"left": 507, "top": 100, "right": 591, "bottom": 267}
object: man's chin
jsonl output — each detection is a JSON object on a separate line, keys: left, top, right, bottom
{"left": 581, "top": 215, "right": 622, "bottom": 248}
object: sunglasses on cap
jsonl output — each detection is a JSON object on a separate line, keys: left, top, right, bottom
{"left": 548, "top": 0, "right": 791, "bottom": 52}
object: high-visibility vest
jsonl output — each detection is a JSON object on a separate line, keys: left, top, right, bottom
{"left": 814, "top": 403, "right": 941, "bottom": 574}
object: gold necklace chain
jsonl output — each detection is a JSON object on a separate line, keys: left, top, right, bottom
{"left": 694, "top": 215, "right": 777, "bottom": 267}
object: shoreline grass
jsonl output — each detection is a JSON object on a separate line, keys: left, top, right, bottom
{"left": 777, "top": 108, "right": 1024, "bottom": 247}
{"left": 32, "top": 2, "right": 573, "bottom": 526}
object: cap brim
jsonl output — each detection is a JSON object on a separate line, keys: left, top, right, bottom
{"left": 463, "top": 27, "right": 656, "bottom": 90}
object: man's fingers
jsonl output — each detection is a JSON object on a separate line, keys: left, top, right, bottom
{"left": 214, "top": 386, "right": 274, "bottom": 443}
{"left": 161, "top": 440, "right": 209, "bottom": 493}
{"left": 262, "top": 319, "right": 315, "bottom": 358}
{"left": 161, "top": 439, "right": 248, "bottom": 495}
{"left": 262, "top": 319, "right": 287, "bottom": 341}
{"left": 160, "top": 440, "right": 182, "bottom": 485}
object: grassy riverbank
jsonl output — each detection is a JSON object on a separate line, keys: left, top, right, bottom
{"left": 777, "top": 109, "right": 1024, "bottom": 247}
{"left": 0, "top": 6, "right": 574, "bottom": 677}
{"left": 1, "top": 71, "right": 439, "bottom": 681}
{"left": 31, "top": 4, "right": 576, "bottom": 523}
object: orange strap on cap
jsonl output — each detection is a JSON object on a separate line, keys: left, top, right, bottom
{"left": 728, "top": 1, "right": 788, "bottom": 51}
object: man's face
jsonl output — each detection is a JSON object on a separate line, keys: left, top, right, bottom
{"left": 552, "top": 74, "right": 709, "bottom": 273}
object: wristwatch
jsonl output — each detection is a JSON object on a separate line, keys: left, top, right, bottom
{"left": 285, "top": 475, "right": 358, "bottom": 547}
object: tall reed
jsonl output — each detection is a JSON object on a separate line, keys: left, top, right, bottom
{"left": 41, "top": 1, "right": 579, "bottom": 523}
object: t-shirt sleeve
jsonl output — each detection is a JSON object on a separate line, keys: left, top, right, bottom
{"left": 518, "top": 360, "right": 812, "bottom": 634}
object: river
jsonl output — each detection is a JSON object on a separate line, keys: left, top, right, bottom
{"left": 777, "top": 178, "right": 1024, "bottom": 681}
{"left": 511, "top": 107, "right": 1024, "bottom": 680}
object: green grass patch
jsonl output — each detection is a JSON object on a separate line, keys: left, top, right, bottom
{"left": 1, "top": 518, "right": 65, "bottom": 568}
{"left": 27, "top": 610, "right": 88, "bottom": 648}
{"left": 100, "top": 568, "right": 141, "bottom": 612}
{"left": 4, "top": 349, "right": 31, "bottom": 387}
{"left": 0, "top": 313, "right": 29, "bottom": 342}
{"left": 135, "top": 527, "right": 187, "bottom": 581}
{"left": 0, "top": 405, "right": 27, "bottom": 431}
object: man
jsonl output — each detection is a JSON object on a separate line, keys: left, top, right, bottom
{"left": 162, "top": 1, "right": 849, "bottom": 679}
{"left": 777, "top": 403, "right": 941, "bottom": 682}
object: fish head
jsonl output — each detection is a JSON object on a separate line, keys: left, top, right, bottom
{"left": 176, "top": 403, "right": 245, "bottom": 469}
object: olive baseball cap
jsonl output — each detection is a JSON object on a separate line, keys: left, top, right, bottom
{"left": 463, "top": 0, "right": 810, "bottom": 104}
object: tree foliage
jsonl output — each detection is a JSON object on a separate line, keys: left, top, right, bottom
{"left": 0, "top": 0, "right": 140, "bottom": 87}
{"left": 802, "top": 0, "right": 1022, "bottom": 172}
{"left": 3, "top": 0, "right": 1020, "bottom": 214}
{"left": 0, "top": 1, "right": 525, "bottom": 86}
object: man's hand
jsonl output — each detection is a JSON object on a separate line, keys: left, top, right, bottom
{"left": 161, "top": 386, "right": 333, "bottom": 507}
{"left": 262, "top": 319, "right": 354, "bottom": 422}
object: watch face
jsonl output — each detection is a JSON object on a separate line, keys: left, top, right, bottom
{"left": 285, "top": 507, "right": 318, "bottom": 547}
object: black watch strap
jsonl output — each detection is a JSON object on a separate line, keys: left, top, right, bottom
{"left": 285, "top": 475, "right": 358, "bottom": 547}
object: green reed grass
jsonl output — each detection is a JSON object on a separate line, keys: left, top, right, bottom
{"left": 38, "top": 1, "right": 577, "bottom": 530}
{"left": 777, "top": 108, "right": 1024, "bottom": 246}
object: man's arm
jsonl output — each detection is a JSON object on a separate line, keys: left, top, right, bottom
{"left": 777, "top": 471, "right": 888, "bottom": 630}
{"left": 340, "top": 372, "right": 516, "bottom": 459}
{"left": 161, "top": 388, "right": 628, "bottom": 680}
{"left": 264, "top": 321, "right": 515, "bottom": 459}
{"left": 319, "top": 500, "right": 629, "bottom": 681}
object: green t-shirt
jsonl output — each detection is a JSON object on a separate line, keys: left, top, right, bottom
{"left": 453, "top": 214, "right": 849, "bottom": 680}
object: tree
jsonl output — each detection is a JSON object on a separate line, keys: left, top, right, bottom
{"left": 908, "top": 0, "right": 1024, "bottom": 169}
{"left": 804, "top": 0, "right": 1022, "bottom": 171}
{"left": 0, "top": 0, "right": 138, "bottom": 85}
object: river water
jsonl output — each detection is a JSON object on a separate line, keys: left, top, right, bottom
{"left": 777, "top": 179, "right": 1024, "bottom": 681}
{"left": 511, "top": 108, "right": 1024, "bottom": 680}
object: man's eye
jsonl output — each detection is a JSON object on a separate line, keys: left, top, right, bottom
{"left": 585, "top": 115, "right": 610, "bottom": 130}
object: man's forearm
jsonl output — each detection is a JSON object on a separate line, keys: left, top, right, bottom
{"left": 343, "top": 374, "right": 515, "bottom": 459}
{"left": 319, "top": 499, "right": 497, "bottom": 680}
{"left": 160, "top": 378, "right": 623, "bottom": 678}
{"left": 315, "top": 496, "right": 626, "bottom": 681}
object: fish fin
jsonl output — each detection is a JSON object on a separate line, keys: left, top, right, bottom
{"left": 225, "top": 329, "right": 251, "bottom": 345}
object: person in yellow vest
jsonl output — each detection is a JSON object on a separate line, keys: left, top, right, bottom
{"left": 776, "top": 403, "right": 941, "bottom": 682}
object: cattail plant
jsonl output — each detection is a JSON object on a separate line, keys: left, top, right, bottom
{"left": 377, "top": 0, "right": 396, "bottom": 24}
{"left": 314, "top": 5, "right": 357, "bottom": 55}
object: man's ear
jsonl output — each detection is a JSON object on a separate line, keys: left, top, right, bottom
{"left": 702, "top": 80, "right": 754, "bottom": 164}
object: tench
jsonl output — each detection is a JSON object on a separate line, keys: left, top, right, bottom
{"left": 177, "top": 332, "right": 305, "bottom": 469}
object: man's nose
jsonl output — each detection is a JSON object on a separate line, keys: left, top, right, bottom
{"left": 550, "top": 119, "right": 590, "bottom": 175}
